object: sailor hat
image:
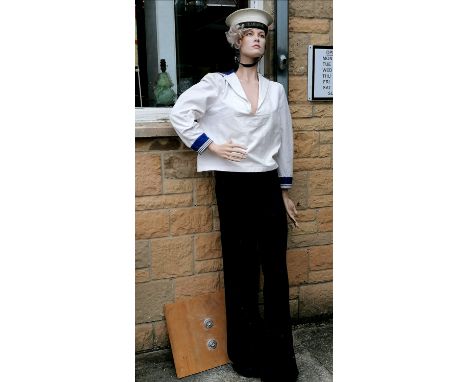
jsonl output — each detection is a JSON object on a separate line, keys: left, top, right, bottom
{"left": 225, "top": 8, "right": 273, "bottom": 34}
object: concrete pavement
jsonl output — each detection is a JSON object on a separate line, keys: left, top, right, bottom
{"left": 136, "top": 317, "right": 333, "bottom": 382}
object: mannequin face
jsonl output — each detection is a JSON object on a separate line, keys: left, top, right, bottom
{"left": 238, "top": 28, "right": 266, "bottom": 59}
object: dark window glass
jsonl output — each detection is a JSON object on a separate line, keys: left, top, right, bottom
{"left": 135, "top": 0, "right": 276, "bottom": 108}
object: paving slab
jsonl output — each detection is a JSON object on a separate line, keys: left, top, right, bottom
{"left": 136, "top": 318, "right": 333, "bottom": 382}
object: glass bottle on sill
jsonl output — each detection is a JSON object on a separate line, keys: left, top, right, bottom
{"left": 153, "top": 59, "right": 176, "bottom": 106}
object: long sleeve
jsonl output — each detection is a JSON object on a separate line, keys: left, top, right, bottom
{"left": 276, "top": 86, "right": 294, "bottom": 189}
{"left": 169, "top": 73, "right": 223, "bottom": 154}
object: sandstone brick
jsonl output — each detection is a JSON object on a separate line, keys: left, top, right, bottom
{"left": 195, "top": 177, "right": 215, "bottom": 206}
{"left": 289, "top": 34, "right": 311, "bottom": 76}
{"left": 288, "top": 172, "right": 308, "bottom": 210}
{"left": 319, "top": 131, "right": 333, "bottom": 144}
{"left": 297, "top": 209, "right": 316, "bottom": 222}
{"left": 175, "top": 272, "right": 221, "bottom": 298}
{"left": 135, "top": 210, "right": 169, "bottom": 239}
{"left": 289, "top": 76, "right": 307, "bottom": 102}
{"left": 135, "top": 193, "right": 193, "bottom": 211}
{"left": 136, "top": 153, "right": 162, "bottom": 196}
{"left": 318, "top": 213, "right": 333, "bottom": 228}
{"left": 308, "top": 170, "right": 332, "bottom": 196}
{"left": 290, "top": 220, "right": 319, "bottom": 236}
{"left": 287, "top": 248, "right": 309, "bottom": 285}
{"left": 293, "top": 157, "right": 332, "bottom": 172}
{"left": 308, "top": 194, "right": 333, "bottom": 208}
{"left": 213, "top": 217, "right": 220, "bottom": 231}
{"left": 170, "top": 207, "right": 212, "bottom": 235}
{"left": 298, "top": 282, "right": 333, "bottom": 318}
{"left": 293, "top": 117, "right": 333, "bottom": 131}
{"left": 151, "top": 236, "right": 193, "bottom": 279}
{"left": 309, "top": 244, "right": 333, "bottom": 270}
{"left": 135, "top": 323, "right": 153, "bottom": 352}
{"left": 290, "top": 0, "right": 333, "bottom": 19}
{"left": 154, "top": 320, "right": 169, "bottom": 349}
{"left": 288, "top": 60, "right": 307, "bottom": 78}
{"left": 316, "top": 206, "right": 332, "bottom": 221}
{"left": 310, "top": 33, "right": 330, "bottom": 46}
{"left": 289, "top": 102, "right": 313, "bottom": 118}
{"left": 135, "top": 138, "right": 154, "bottom": 152}
{"left": 136, "top": 279, "right": 174, "bottom": 323}
{"left": 195, "top": 232, "right": 222, "bottom": 260}
{"left": 219, "top": 271, "right": 225, "bottom": 289}
{"left": 195, "top": 258, "right": 223, "bottom": 274}
{"left": 163, "top": 152, "right": 203, "bottom": 179}
{"left": 136, "top": 240, "right": 150, "bottom": 269}
{"left": 290, "top": 299, "right": 299, "bottom": 320}
{"left": 319, "top": 144, "right": 332, "bottom": 158}
{"left": 289, "top": 286, "right": 299, "bottom": 300}
{"left": 308, "top": 269, "right": 333, "bottom": 284}
{"left": 149, "top": 137, "right": 182, "bottom": 151}
{"left": 288, "top": 231, "right": 333, "bottom": 248}
{"left": 293, "top": 131, "right": 320, "bottom": 158}
{"left": 317, "top": 207, "right": 333, "bottom": 232}
{"left": 163, "top": 178, "right": 193, "bottom": 194}
{"left": 289, "top": 17, "right": 329, "bottom": 33}
{"left": 318, "top": 232, "right": 333, "bottom": 245}
{"left": 313, "top": 104, "right": 333, "bottom": 118}
{"left": 136, "top": 268, "right": 150, "bottom": 283}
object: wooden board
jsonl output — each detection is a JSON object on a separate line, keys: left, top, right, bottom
{"left": 164, "top": 290, "right": 229, "bottom": 378}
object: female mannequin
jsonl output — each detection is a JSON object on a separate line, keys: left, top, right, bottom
{"left": 170, "top": 8, "right": 299, "bottom": 382}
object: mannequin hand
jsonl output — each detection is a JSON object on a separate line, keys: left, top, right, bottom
{"left": 282, "top": 190, "right": 299, "bottom": 228}
{"left": 208, "top": 140, "right": 247, "bottom": 162}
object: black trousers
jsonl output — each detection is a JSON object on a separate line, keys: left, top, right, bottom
{"left": 215, "top": 170, "right": 298, "bottom": 380}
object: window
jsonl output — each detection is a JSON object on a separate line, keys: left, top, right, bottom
{"left": 135, "top": 0, "right": 277, "bottom": 123}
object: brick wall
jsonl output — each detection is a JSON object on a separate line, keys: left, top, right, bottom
{"left": 287, "top": 0, "right": 333, "bottom": 322}
{"left": 135, "top": 0, "right": 333, "bottom": 354}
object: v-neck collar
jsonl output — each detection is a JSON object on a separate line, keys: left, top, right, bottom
{"left": 224, "top": 72, "right": 270, "bottom": 114}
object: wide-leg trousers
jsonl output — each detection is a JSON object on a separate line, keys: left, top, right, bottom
{"left": 214, "top": 170, "right": 298, "bottom": 380}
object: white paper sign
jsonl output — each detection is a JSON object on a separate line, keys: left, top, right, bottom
{"left": 308, "top": 46, "right": 333, "bottom": 100}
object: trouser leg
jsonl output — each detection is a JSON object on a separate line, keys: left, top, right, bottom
{"left": 215, "top": 170, "right": 298, "bottom": 380}
{"left": 215, "top": 172, "right": 263, "bottom": 366}
{"left": 221, "top": 225, "right": 263, "bottom": 365}
{"left": 258, "top": 185, "right": 298, "bottom": 380}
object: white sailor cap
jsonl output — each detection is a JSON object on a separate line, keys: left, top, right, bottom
{"left": 225, "top": 8, "right": 273, "bottom": 34}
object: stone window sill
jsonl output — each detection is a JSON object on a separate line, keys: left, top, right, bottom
{"left": 135, "top": 122, "right": 177, "bottom": 138}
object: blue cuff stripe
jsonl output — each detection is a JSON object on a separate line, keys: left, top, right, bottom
{"left": 190, "top": 133, "right": 210, "bottom": 152}
{"left": 279, "top": 177, "right": 293, "bottom": 186}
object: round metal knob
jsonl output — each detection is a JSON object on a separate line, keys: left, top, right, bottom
{"left": 278, "top": 54, "right": 288, "bottom": 70}
{"left": 207, "top": 339, "right": 217, "bottom": 349}
{"left": 204, "top": 318, "right": 214, "bottom": 329}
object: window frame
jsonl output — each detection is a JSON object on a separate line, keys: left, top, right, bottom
{"left": 135, "top": 0, "right": 266, "bottom": 124}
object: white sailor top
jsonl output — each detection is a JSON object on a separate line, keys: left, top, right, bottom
{"left": 169, "top": 71, "right": 293, "bottom": 189}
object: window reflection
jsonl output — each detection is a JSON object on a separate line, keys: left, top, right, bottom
{"left": 174, "top": 0, "right": 249, "bottom": 96}
{"left": 135, "top": 0, "right": 276, "bottom": 108}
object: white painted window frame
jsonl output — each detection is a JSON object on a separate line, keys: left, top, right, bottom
{"left": 135, "top": 0, "right": 265, "bottom": 124}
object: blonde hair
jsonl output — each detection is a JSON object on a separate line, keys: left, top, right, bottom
{"left": 225, "top": 24, "right": 262, "bottom": 49}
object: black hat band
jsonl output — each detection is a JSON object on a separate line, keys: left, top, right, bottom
{"left": 238, "top": 22, "right": 268, "bottom": 34}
